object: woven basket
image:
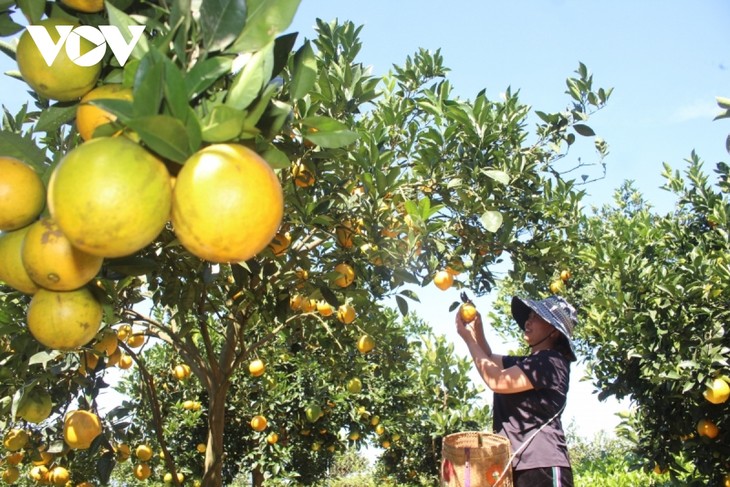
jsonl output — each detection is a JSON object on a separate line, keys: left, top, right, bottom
{"left": 441, "top": 432, "right": 513, "bottom": 487}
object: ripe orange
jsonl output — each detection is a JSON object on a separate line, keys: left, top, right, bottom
{"left": 0, "top": 225, "right": 40, "bottom": 294}
{"left": 76, "top": 84, "right": 133, "bottom": 141}
{"left": 266, "top": 432, "right": 279, "bottom": 445}
{"left": 126, "top": 334, "right": 145, "bottom": 348}
{"left": 172, "top": 144, "right": 284, "bottom": 263}
{"left": 133, "top": 462, "right": 151, "bottom": 480}
{"left": 1, "top": 466, "right": 19, "bottom": 484}
{"left": 357, "top": 335, "right": 375, "bottom": 354}
{"left": 135, "top": 444, "right": 153, "bottom": 461}
{"left": 0, "top": 156, "right": 45, "bottom": 231}
{"left": 22, "top": 217, "right": 103, "bottom": 291}
{"left": 433, "top": 270, "right": 453, "bottom": 291}
{"left": 173, "top": 364, "right": 191, "bottom": 380}
{"left": 64, "top": 410, "right": 102, "bottom": 449}
{"left": 60, "top": 0, "right": 104, "bottom": 14}
{"left": 49, "top": 466, "right": 70, "bottom": 485}
{"left": 48, "top": 137, "right": 171, "bottom": 258}
{"left": 3, "top": 429, "right": 29, "bottom": 451}
{"left": 459, "top": 303, "right": 477, "bottom": 322}
{"left": 697, "top": 418, "right": 719, "bottom": 439}
{"left": 115, "top": 443, "right": 131, "bottom": 461}
{"left": 29, "top": 465, "right": 49, "bottom": 482}
{"left": 291, "top": 161, "right": 315, "bottom": 187}
{"left": 703, "top": 377, "right": 730, "bottom": 404}
{"left": 6, "top": 452, "right": 23, "bottom": 465}
{"left": 317, "top": 300, "right": 335, "bottom": 317}
{"left": 289, "top": 294, "right": 303, "bottom": 311}
{"left": 336, "top": 303, "right": 356, "bottom": 324}
{"left": 250, "top": 415, "right": 267, "bottom": 432}
{"left": 560, "top": 269, "right": 572, "bottom": 282}
{"left": 92, "top": 328, "right": 119, "bottom": 356}
{"left": 196, "top": 443, "right": 206, "bottom": 453}
{"left": 334, "top": 263, "right": 355, "bottom": 288}
{"left": 16, "top": 388, "right": 53, "bottom": 423}
{"left": 549, "top": 279, "right": 564, "bottom": 294}
{"left": 249, "top": 359, "right": 266, "bottom": 377}
{"left": 16, "top": 18, "right": 101, "bottom": 101}
{"left": 118, "top": 354, "right": 133, "bottom": 370}
{"left": 268, "top": 231, "right": 291, "bottom": 256}
{"left": 27, "top": 287, "right": 102, "bottom": 350}
{"left": 30, "top": 451, "right": 53, "bottom": 466}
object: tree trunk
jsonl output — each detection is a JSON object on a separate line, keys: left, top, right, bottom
{"left": 201, "top": 381, "right": 230, "bottom": 486}
{"left": 252, "top": 466, "right": 265, "bottom": 486}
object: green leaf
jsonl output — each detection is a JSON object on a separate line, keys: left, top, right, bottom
{"left": 200, "top": 105, "right": 246, "bottom": 143}
{"left": 133, "top": 50, "right": 165, "bottom": 117}
{"left": 185, "top": 57, "right": 233, "bottom": 99}
{"left": 0, "top": 132, "right": 45, "bottom": 168}
{"left": 162, "top": 57, "right": 190, "bottom": 121}
{"left": 482, "top": 169, "right": 510, "bottom": 186}
{"left": 17, "top": 0, "right": 44, "bottom": 24}
{"left": 225, "top": 42, "right": 274, "bottom": 110}
{"left": 717, "top": 96, "right": 730, "bottom": 110}
{"left": 106, "top": 1, "right": 149, "bottom": 61}
{"left": 479, "top": 210, "right": 503, "bottom": 233}
{"left": 261, "top": 145, "right": 290, "bottom": 169}
{"left": 199, "top": 0, "right": 247, "bottom": 52}
{"left": 227, "top": 0, "right": 301, "bottom": 54}
{"left": 0, "top": 12, "right": 24, "bottom": 36}
{"left": 290, "top": 41, "right": 316, "bottom": 101}
{"left": 105, "top": 257, "right": 159, "bottom": 276}
{"left": 88, "top": 99, "right": 135, "bottom": 123}
{"left": 126, "top": 115, "right": 191, "bottom": 163}
{"left": 35, "top": 105, "right": 76, "bottom": 133}
{"left": 395, "top": 295, "right": 408, "bottom": 316}
{"left": 573, "top": 124, "right": 595, "bottom": 137}
{"left": 300, "top": 116, "right": 358, "bottom": 148}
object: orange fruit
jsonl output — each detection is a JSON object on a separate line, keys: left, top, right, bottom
{"left": 336, "top": 303, "right": 356, "bottom": 324}
{"left": 48, "top": 137, "right": 171, "bottom": 258}
{"left": 21, "top": 217, "right": 103, "bottom": 291}
{"left": 76, "top": 84, "right": 133, "bottom": 141}
{"left": 16, "top": 388, "right": 53, "bottom": 423}
{"left": 317, "top": 300, "right": 334, "bottom": 317}
{"left": 64, "top": 410, "right": 102, "bottom": 449}
{"left": 92, "top": 328, "right": 119, "bottom": 356}
{"left": 48, "top": 466, "right": 70, "bottom": 485}
{"left": 549, "top": 279, "right": 564, "bottom": 294}
{"left": 135, "top": 444, "right": 153, "bottom": 461}
{"left": 6, "top": 452, "right": 23, "bottom": 465}
{"left": 291, "top": 161, "right": 315, "bottom": 187}
{"left": 196, "top": 443, "right": 206, "bottom": 453}
{"left": 115, "top": 443, "right": 131, "bottom": 461}
{"left": 78, "top": 350, "right": 100, "bottom": 376}
{"left": 289, "top": 294, "right": 303, "bottom": 311}
{"left": 16, "top": 18, "right": 101, "bottom": 101}
{"left": 346, "top": 378, "right": 363, "bottom": 394}
{"left": 0, "top": 156, "right": 45, "bottom": 231}
{"left": 29, "top": 465, "right": 49, "bottom": 482}
{"left": 266, "top": 432, "right": 279, "bottom": 445}
{"left": 116, "top": 324, "right": 132, "bottom": 342}
{"left": 357, "top": 335, "right": 375, "bottom": 354}
{"left": 60, "top": 0, "right": 104, "bottom": 13}
{"left": 133, "top": 462, "right": 151, "bottom": 480}
{"left": 3, "top": 429, "right": 29, "bottom": 451}
{"left": 126, "top": 333, "right": 145, "bottom": 348}
{"left": 172, "top": 144, "right": 284, "bottom": 263}
{"left": 433, "top": 270, "right": 453, "bottom": 291}
{"left": 703, "top": 377, "right": 730, "bottom": 404}
{"left": 28, "top": 287, "right": 102, "bottom": 350}
{"left": 30, "top": 450, "right": 53, "bottom": 466}
{"left": 268, "top": 231, "right": 291, "bottom": 256}
{"left": 459, "top": 303, "right": 477, "bottom": 322}
{"left": 1, "top": 466, "right": 20, "bottom": 483}
{"left": 249, "top": 359, "right": 266, "bottom": 377}
{"left": 334, "top": 263, "right": 355, "bottom": 288}
{"left": 697, "top": 418, "right": 719, "bottom": 439}
{"left": 560, "top": 269, "right": 572, "bottom": 282}
{"left": 173, "top": 364, "right": 191, "bottom": 380}
{"left": 0, "top": 225, "right": 40, "bottom": 294}
{"left": 118, "top": 354, "right": 133, "bottom": 370}
{"left": 250, "top": 415, "right": 267, "bottom": 432}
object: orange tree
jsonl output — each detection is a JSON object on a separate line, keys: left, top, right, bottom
{"left": 0, "top": 1, "right": 611, "bottom": 485}
{"left": 492, "top": 142, "right": 729, "bottom": 483}
{"left": 111, "top": 314, "right": 491, "bottom": 485}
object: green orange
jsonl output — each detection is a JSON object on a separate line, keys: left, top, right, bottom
{"left": 27, "top": 287, "right": 103, "bottom": 350}
{"left": 0, "top": 156, "right": 45, "bottom": 231}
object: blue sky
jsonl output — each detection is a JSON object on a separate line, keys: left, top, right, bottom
{"left": 2, "top": 1, "right": 728, "bottom": 439}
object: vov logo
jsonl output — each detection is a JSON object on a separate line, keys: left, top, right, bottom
{"left": 26, "top": 24, "right": 146, "bottom": 67}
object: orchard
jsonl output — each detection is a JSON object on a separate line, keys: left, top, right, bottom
{"left": 0, "top": 0, "right": 726, "bottom": 486}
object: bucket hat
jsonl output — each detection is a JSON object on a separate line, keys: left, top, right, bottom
{"left": 511, "top": 295, "right": 578, "bottom": 362}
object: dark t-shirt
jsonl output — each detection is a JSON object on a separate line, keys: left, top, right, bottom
{"left": 493, "top": 350, "right": 571, "bottom": 471}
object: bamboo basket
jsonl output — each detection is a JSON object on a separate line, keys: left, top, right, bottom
{"left": 441, "top": 432, "right": 513, "bottom": 487}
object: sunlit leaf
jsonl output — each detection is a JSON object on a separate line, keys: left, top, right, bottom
{"left": 479, "top": 210, "right": 503, "bottom": 233}
{"left": 126, "top": 115, "right": 191, "bottom": 163}
{"left": 227, "top": 0, "right": 301, "bottom": 53}
{"left": 199, "top": 0, "right": 246, "bottom": 52}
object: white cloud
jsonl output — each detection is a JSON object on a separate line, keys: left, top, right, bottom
{"left": 670, "top": 99, "right": 720, "bottom": 123}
